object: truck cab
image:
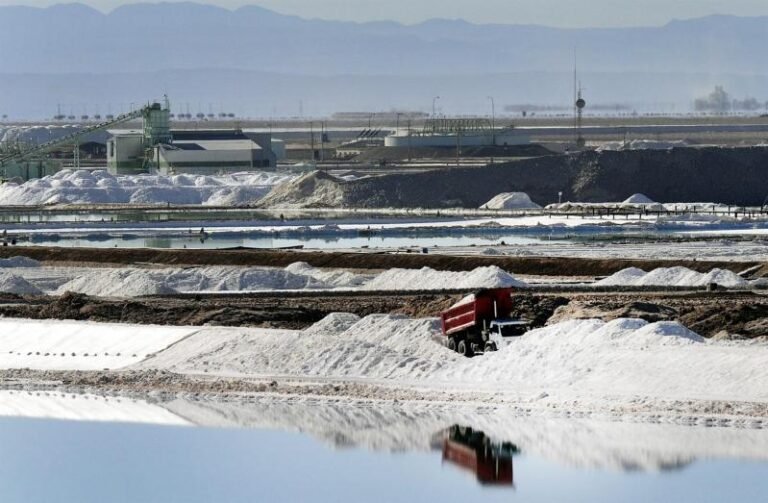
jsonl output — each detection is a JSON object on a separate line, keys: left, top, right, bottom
{"left": 485, "top": 319, "right": 530, "bottom": 350}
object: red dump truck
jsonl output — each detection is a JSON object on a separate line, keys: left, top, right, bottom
{"left": 440, "top": 287, "right": 529, "bottom": 357}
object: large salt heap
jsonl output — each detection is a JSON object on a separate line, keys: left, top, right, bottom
{"left": 482, "top": 192, "right": 542, "bottom": 210}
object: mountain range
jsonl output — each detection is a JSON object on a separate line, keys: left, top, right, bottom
{"left": 1, "top": 3, "right": 767, "bottom": 118}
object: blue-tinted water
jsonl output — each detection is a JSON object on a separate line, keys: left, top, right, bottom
{"left": 1, "top": 415, "right": 766, "bottom": 503}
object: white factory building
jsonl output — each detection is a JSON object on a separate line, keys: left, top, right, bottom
{"left": 107, "top": 128, "right": 277, "bottom": 175}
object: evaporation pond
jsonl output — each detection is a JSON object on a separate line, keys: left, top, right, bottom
{"left": 1, "top": 402, "right": 766, "bottom": 503}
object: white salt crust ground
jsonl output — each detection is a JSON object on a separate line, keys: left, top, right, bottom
{"left": 1, "top": 316, "right": 766, "bottom": 419}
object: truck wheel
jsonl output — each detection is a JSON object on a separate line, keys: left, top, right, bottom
{"left": 457, "top": 340, "right": 473, "bottom": 358}
{"left": 447, "top": 338, "right": 457, "bottom": 352}
{"left": 484, "top": 341, "right": 498, "bottom": 352}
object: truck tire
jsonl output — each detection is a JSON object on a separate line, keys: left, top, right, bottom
{"left": 447, "top": 338, "right": 457, "bottom": 352}
{"left": 457, "top": 340, "right": 473, "bottom": 358}
{"left": 484, "top": 341, "right": 498, "bottom": 352}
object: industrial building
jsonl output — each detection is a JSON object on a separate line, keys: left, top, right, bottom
{"left": 384, "top": 118, "right": 530, "bottom": 148}
{"left": 0, "top": 98, "right": 278, "bottom": 181}
{"left": 108, "top": 127, "right": 277, "bottom": 175}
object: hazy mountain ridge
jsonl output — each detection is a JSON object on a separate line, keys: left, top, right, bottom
{"left": 1, "top": 3, "right": 767, "bottom": 118}
{"left": 0, "top": 3, "right": 767, "bottom": 75}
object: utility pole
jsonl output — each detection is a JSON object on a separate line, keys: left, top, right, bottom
{"left": 487, "top": 96, "right": 496, "bottom": 145}
{"left": 309, "top": 121, "right": 315, "bottom": 162}
{"left": 407, "top": 118, "right": 412, "bottom": 161}
{"left": 456, "top": 126, "right": 462, "bottom": 169}
{"left": 320, "top": 121, "right": 325, "bottom": 162}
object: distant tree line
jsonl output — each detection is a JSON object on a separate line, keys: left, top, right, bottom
{"left": 694, "top": 86, "right": 766, "bottom": 112}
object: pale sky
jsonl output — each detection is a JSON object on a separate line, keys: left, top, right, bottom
{"left": 3, "top": 0, "right": 768, "bottom": 27}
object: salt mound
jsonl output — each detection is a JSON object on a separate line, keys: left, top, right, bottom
{"left": 0, "top": 169, "right": 293, "bottom": 206}
{"left": 257, "top": 171, "right": 346, "bottom": 208}
{"left": 622, "top": 193, "right": 656, "bottom": 205}
{"left": 698, "top": 269, "right": 748, "bottom": 288}
{"left": 363, "top": 266, "right": 528, "bottom": 291}
{"left": 482, "top": 192, "right": 542, "bottom": 210}
{"left": 0, "top": 256, "right": 41, "bottom": 268}
{"left": 633, "top": 321, "right": 705, "bottom": 346}
{"left": 211, "top": 268, "right": 327, "bottom": 291}
{"left": 596, "top": 267, "right": 646, "bottom": 286}
{"left": 56, "top": 269, "right": 177, "bottom": 297}
{"left": 303, "top": 313, "right": 362, "bottom": 336}
{"left": 0, "top": 272, "right": 43, "bottom": 295}
{"left": 442, "top": 318, "right": 707, "bottom": 384}
{"left": 597, "top": 267, "right": 748, "bottom": 288}
{"left": 285, "top": 262, "right": 369, "bottom": 288}
{"left": 637, "top": 267, "right": 703, "bottom": 287}
{"left": 137, "top": 314, "right": 456, "bottom": 380}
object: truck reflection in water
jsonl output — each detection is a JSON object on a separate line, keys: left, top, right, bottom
{"left": 440, "top": 425, "right": 520, "bottom": 487}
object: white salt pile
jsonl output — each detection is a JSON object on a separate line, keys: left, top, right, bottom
{"left": 0, "top": 271, "right": 43, "bottom": 295}
{"left": 597, "top": 267, "right": 748, "bottom": 288}
{"left": 285, "top": 262, "right": 371, "bottom": 288}
{"left": 302, "top": 313, "right": 361, "bottom": 336}
{"left": 56, "top": 269, "right": 178, "bottom": 297}
{"left": 0, "top": 169, "right": 293, "bottom": 206}
{"left": 46, "top": 264, "right": 524, "bottom": 297}
{"left": 441, "top": 318, "right": 706, "bottom": 386}
{"left": 482, "top": 192, "right": 542, "bottom": 210}
{"left": 136, "top": 314, "right": 457, "bottom": 380}
{"left": 622, "top": 193, "right": 656, "bottom": 205}
{"left": 363, "top": 266, "right": 528, "bottom": 291}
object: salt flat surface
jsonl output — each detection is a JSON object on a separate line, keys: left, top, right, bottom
{"left": 0, "top": 319, "right": 198, "bottom": 370}
{"left": 2, "top": 316, "right": 767, "bottom": 417}
{"left": 0, "top": 390, "right": 190, "bottom": 425}
{"left": 0, "top": 169, "right": 292, "bottom": 206}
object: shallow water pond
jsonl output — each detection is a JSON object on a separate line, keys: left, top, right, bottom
{"left": 0, "top": 393, "right": 766, "bottom": 503}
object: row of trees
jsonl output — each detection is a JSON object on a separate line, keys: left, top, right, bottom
{"left": 694, "top": 86, "right": 766, "bottom": 112}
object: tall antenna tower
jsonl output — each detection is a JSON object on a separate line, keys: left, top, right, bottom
{"left": 573, "top": 51, "right": 586, "bottom": 148}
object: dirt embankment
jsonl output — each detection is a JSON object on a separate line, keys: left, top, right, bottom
{"left": 0, "top": 246, "right": 758, "bottom": 276}
{"left": 259, "top": 146, "right": 768, "bottom": 208}
{"left": 2, "top": 290, "right": 767, "bottom": 340}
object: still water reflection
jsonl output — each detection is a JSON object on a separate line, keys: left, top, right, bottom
{"left": 0, "top": 391, "right": 766, "bottom": 503}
